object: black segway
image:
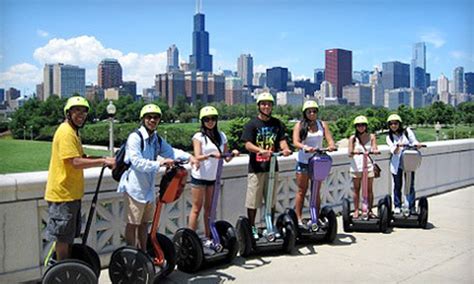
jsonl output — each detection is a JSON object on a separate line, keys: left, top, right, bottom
{"left": 43, "top": 166, "right": 106, "bottom": 284}
{"left": 108, "top": 160, "right": 189, "bottom": 283}
{"left": 285, "top": 148, "right": 337, "bottom": 243}
{"left": 342, "top": 151, "right": 390, "bottom": 233}
{"left": 236, "top": 152, "right": 296, "bottom": 257}
{"left": 172, "top": 153, "right": 239, "bottom": 273}
{"left": 389, "top": 145, "right": 429, "bottom": 229}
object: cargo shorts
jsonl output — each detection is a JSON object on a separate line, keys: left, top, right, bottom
{"left": 245, "top": 172, "right": 279, "bottom": 209}
{"left": 45, "top": 200, "right": 82, "bottom": 244}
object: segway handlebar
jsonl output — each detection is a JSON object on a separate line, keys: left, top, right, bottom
{"left": 350, "top": 150, "right": 381, "bottom": 155}
{"left": 305, "top": 147, "right": 338, "bottom": 154}
{"left": 209, "top": 152, "right": 237, "bottom": 159}
{"left": 399, "top": 144, "right": 427, "bottom": 150}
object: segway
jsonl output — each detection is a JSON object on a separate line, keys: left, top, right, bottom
{"left": 173, "top": 152, "right": 239, "bottom": 273}
{"left": 108, "top": 159, "right": 188, "bottom": 283}
{"left": 42, "top": 166, "right": 106, "bottom": 284}
{"left": 236, "top": 152, "right": 296, "bottom": 257}
{"left": 389, "top": 144, "right": 429, "bottom": 229}
{"left": 285, "top": 148, "right": 337, "bottom": 243}
{"left": 342, "top": 151, "right": 390, "bottom": 233}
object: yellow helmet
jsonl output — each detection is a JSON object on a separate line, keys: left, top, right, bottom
{"left": 140, "top": 104, "right": 162, "bottom": 119}
{"left": 353, "top": 115, "right": 368, "bottom": 125}
{"left": 387, "top": 114, "right": 402, "bottom": 123}
{"left": 302, "top": 100, "right": 319, "bottom": 112}
{"left": 199, "top": 106, "right": 219, "bottom": 120}
{"left": 256, "top": 92, "right": 274, "bottom": 104}
{"left": 64, "top": 96, "right": 90, "bottom": 116}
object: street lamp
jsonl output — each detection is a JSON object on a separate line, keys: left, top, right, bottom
{"left": 435, "top": 121, "right": 441, "bottom": 141}
{"left": 106, "top": 100, "right": 116, "bottom": 156}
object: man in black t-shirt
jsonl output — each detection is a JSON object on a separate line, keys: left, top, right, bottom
{"left": 241, "top": 92, "right": 292, "bottom": 239}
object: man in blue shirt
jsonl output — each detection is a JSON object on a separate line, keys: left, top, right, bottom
{"left": 118, "top": 104, "right": 199, "bottom": 250}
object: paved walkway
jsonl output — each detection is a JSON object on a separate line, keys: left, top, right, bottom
{"left": 99, "top": 186, "right": 474, "bottom": 283}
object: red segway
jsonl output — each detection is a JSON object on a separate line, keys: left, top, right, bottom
{"left": 108, "top": 159, "right": 188, "bottom": 283}
{"left": 42, "top": 166, "right": 106, "bottom": 284}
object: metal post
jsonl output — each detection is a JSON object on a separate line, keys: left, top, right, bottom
{"left": 109, "top": 117, "right": 114, "bottom": 156}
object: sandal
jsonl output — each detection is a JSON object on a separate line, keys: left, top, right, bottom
{"left": 368, "top": 211, "right": 377, "bottom": 219}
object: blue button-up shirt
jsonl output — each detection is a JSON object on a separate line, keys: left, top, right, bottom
{"left": 117, "top": 126, "right": 191, "bottom": 203}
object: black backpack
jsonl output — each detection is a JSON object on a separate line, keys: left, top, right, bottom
{"left": 111, "top": 129, "right": 162, "bottom": 182}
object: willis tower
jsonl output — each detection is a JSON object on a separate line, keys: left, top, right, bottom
{"left": 189, "top": 0, "right": 213, "bottom": 72}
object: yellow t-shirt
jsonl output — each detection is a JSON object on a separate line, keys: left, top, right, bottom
{"left": 45, "top": 122, "right": 85, "bottom": 202}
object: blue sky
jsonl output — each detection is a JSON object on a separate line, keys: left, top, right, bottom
{"left": 0, "top": 0, "right": 473, "bottom": 95}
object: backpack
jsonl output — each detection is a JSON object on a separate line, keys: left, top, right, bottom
{"left": 112, "top": 129, "right": 162, "bottom": 182}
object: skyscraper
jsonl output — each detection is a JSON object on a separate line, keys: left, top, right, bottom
{"left": 410, "top": 42, "right": 426, "bottom": 91}
{"left": 437, "top": 74, "right": 449, "bottom": 94}
{"left": 325, "top": 48, "right": 352, "bottom": 98}
{"left": 53, "top": 63, "right": 86, "bottom": 98}
{"left": 167, "top": 44, "right": 179, "bottom": 72}
{"left": 266, "top": 67, "right": 288, "bottom": 92}
{"left": 453, "top": 66, "right": 464, "bottom": 94}
{"left": 237, "top": 54, "right": 253, "bottom": 87}
{"left": 189, "top": 0, "right": 213, "bottom": 72}
{"left": 465, "top": 72, "right": 474, "bottom": 95}
{"left": 314, "top": 68, "right": 325, "bottom": 90}
{"left": 43, "top": 64, "right": 54, "bottom": 100}
{"left": 98, "top": 59, "right": 123, "bottom": 89}
{"left": 382, "top": 61, "right": 410, "bottom": 90}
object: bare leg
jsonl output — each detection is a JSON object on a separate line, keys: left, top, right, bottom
{"left": 247, "top": 208, "right": 257, "bottom": 226}
{"left": 353, "top": 178, "right": 361, "bottom": 218}
{"left": 125, "top": 223, "right": 138, "bottom": 247}
{"left": 138, "top": 223, "right": 148, "bottom": 250}
{"left": 55, "top": 242, "right": 70, "bottom": 261}
{"left": 188, "top": 187, "right": 205, "bottom": 231}
{"left": 295, "top": 173, "right": 309, "bottom": 222}
{"left": 368, "top": 177, "right": 374, "bottom": 211}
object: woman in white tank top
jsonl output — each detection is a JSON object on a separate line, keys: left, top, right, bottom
{"left": 292, "top": 100, "right": 336, "bottom": 225}
{"left": 348, "top": 115, "right": 380, "bottom": 219}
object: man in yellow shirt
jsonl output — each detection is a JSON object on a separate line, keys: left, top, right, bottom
{"left": 45, "top": 96, "right": 115, "bottom": 260}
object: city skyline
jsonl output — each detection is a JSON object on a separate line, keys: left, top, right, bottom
{"left": 0, "top": 0, "right": 472, "bottom": 95}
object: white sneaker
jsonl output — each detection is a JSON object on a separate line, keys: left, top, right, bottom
{"left": 394, "top": 207, "right": 401, "bottom": 214}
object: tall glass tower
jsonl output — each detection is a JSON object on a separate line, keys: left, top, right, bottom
{"left": 410, "top": 42, "right": 426, "bottom": 91}
{"left": 189, "top": 0, "right": 213, "bottom": 72}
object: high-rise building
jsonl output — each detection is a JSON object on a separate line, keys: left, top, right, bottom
{"left": 6, "top": 88, "right": 20, "bottom": 107}
{"left": 156, "top": 71, "right": 185, "bottom": 107}
{"left": 98, "top": 59, "right": 123, "bottom": 89}
{"left": 353, "top": 70, "right": 370, "bottom": 84}
{"left": 453, "top": 66, "right": 464, "bottom": 94}
{"left": 266, "top": 67, "right": 288, "bottom": 92}
{"left": 370, "top": 67, "right": 384, "bottom": 106}
{"left": 410, "top": 42, "right": 426, "bottom": 91}
{"left": 320, "top": 81, "right": 334, "bottom": 98}
{"left": 253, "top": 72, "right": 266, "bottom": 88}
{"left": 465, "top": 72, "right": 474, "bottom": 95}
{"left": 237, "top": 54, "right": 253, "bottom": 87}
{"left": 36, "top": 83, "right": 44, "bottom": 101}
{"left": 384, "top": 88, "right": 421, "bottom": 109}
{"left": 43, "top": 64, "right": 54, "bottom": 100}
{"left": 437, "top": 74, "right": 449, "bottom": 94}
{"left": 189, "top": 1, "right": 212, "bottom": 72}
{"left": 53, "top": 63, "right": 86, "bottom": 98}
{"left": 343, "top": 85, "right": 372, "bottom": 106}
{"left": 167, "top": 44, "right": 179, "bottom": 72}
{"left": 382, "top": 61, "right": 410, "bottom": 90}
{"left": 294, "top": 80, "right": 319, "bottom": 96}
{"left": 314, "top": 68, "right": 325, "bottom": 89}
{"left": 121, "top": 81, "right": 137, "bottom": 99}
{"left": 325, "top": 48, "right": 352, "bottom": 98}
{"left": 0, "top": 88, "right": 4, "bottom": 102}
{"left": 225, "top": 77, "right": 243, "bottom": 105}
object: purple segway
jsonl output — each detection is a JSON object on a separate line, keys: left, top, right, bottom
{"left": 173, "top": 153, "right": 238, "bottom": 273}
{"left": 286, "top": 148, "right": 337, "bottom": 242}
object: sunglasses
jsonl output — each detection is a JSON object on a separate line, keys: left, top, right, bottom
{"left": 305, "top": 109, "right": 318, "bottom": 114}
{"left": 203, "top": 116, "right": 217, "bottom": 123}
{"left": 389, "top": 121, "right": 399, "bottom": 125}
{"left": 355, "top": 123, "right": 367, "bottom": 127}
{"left": 144, "top": 115, "right": 161, "bottom": 120}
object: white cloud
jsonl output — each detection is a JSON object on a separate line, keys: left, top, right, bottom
{"left": 32, "top": 35, "right": 167, "bottom": 91}
{"left": 36, "top": 29, "right": 49, "bottom": 38}
{"left": 0, "top": 63, "right": 41, "bottom": 90}
{"left": 420, "top": 31, "right": 446, "bottom": 48}
{"left": 254, "top": 64, "right": 269, "bottom": 73}
{"left": 449, "top": 50, "right": 474, "bottom": 62}
{"left": 294, "top": 74, "right": 310, "bottom": 81}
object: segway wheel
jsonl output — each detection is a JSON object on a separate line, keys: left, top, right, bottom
{"left": 48, "top": 244, "right": 101, "bottom": 278}
{"left": 43, "top": 259, "right": 97, "bottom": 284}
{"left": 277, "top": 214, "right": 296, "bottom": 254}
{"left": 379, "top": 203, "right": 389, "bottom": 233}
{"left": 284, "top": 208, "right": 298, "bottom": 228}
{"left": 342, "top": 198, "right": 352, "bottom": 232}
{"left": 147, "top": 233, "right": 176, "bottom": 280}
{"left": 173, "top": 228, "right": 203, "bottom": 273}
{"left": 320, "top": 206, "right": 337, "bottom": 243}
{"left": 108, "top": 246, "right": 154, "bottom": 284}
{"left": 236, "top": 216, "right": 253, "bottom": 257}
{"left": 215, "top": 220, "right": 238, "bottom": 263}
{"left": 384, "top": 194, "right": 393, "bottom": 221}
{"left": 418, "top": 197, "right": 429, "bottom": 229}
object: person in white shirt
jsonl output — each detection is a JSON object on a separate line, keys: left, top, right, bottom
{"left": 189, "top": 106, "right": 238, "bottom": 245}
{"left": 348, "top": 115, "right": 380, "bottom": 220}
{"left": 292, "top": 100, "right": 336, "bottom": 226}
{"left": 386, "top": 114, "right": 423, "bottom": 215}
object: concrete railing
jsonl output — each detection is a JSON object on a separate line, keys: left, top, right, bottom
{"left": 1, "top": 139, "right": 473, "bottom": 282}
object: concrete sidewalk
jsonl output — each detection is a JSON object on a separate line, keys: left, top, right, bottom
{"left": 99, "top": 185, "right": 474, "bottom": 283}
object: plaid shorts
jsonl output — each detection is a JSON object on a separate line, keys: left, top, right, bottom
{"left": 46, "top": 200, "right": 82, "bottom": 244}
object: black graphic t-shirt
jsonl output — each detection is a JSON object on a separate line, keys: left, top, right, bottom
{"left": 241, "top": 116, "right": 287, "bottom": 173}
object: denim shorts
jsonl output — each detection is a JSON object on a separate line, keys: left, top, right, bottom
{"left": 46, "top": 200, "right": 82, "bottom": 244}
{"left": 295, "top": 162, "right": 309, "bottom": 174}
{"left": 191, "top": 176, "right": 216, "bottom": 188}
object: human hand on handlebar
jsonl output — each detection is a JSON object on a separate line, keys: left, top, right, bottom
{"left": 281, "top": 149, "right": 292, "bottom": 157}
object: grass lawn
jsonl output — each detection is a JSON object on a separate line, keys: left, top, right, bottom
{"left": 0, "top": 138, "right": 109, "bottom": 174}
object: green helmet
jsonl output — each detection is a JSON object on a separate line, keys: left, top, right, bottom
{"left": 199, "top": 106, "right": 219, "bottom": 120}
{"left": 64, "top": 96, "right": 90, "bottom": 116}
{"left": 353, "top": 115, "right": 369, "bottom": 125}
{"left": 256, "top": 92, "right": 274, "bottom": 104}
{"left": 140, "top": 104, "right": 162, "bottom": 119}
{"left": 387, "top": 114, "right": 402, "bottom": 123}
{"left": 302, "top": 100, "right": 319, "bottom": 112}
